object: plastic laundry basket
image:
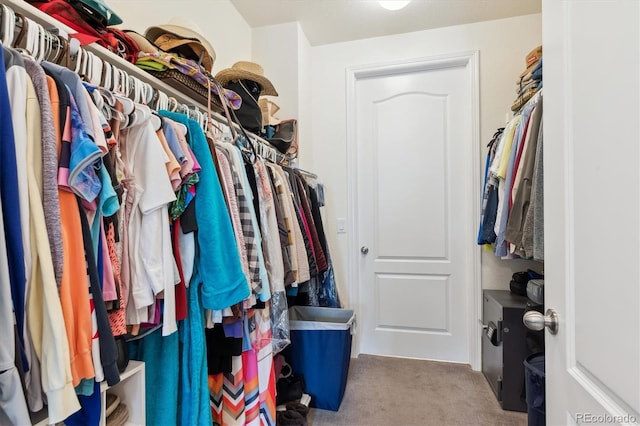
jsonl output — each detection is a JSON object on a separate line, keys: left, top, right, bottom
{"left": 524, "top": 353, "right": 546, "bottom": 426}
{"left": 282, "top": 306, "right": 355, "bottom": 411}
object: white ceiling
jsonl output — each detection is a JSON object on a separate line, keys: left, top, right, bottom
{"left": 230, "top": 0, "right": 541, "bottom": 46}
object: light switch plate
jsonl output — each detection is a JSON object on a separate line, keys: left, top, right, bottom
{"left": 337, "top": 218, "right": 347, "bottom": 233}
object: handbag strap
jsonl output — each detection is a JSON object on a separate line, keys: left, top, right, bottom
{"left": 203, "top": 78, "right": 228, "bottom": 197}
{"left": 212, "top": 79, "right": 256, "bottom": 164}
{"left": 230, "top": 106, "right": 258, "bottom": 164}
{"left": 212, "top": 79, "right": 238, "bottom": 144}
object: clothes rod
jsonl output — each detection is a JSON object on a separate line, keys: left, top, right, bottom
{"left": 294, "top": 168, "right": 318, "bottom": 179}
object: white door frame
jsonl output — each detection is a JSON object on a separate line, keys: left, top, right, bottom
{"left": 345, "top": 51, "right": 482, "bottom": 370}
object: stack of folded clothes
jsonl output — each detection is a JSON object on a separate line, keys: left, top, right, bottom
{"left": 511, "top": 45, "right": 542, "bottom": 112}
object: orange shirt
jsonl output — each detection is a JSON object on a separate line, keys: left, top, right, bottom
{"left": 48, "top": 77, "right": 94, "bottom": 386}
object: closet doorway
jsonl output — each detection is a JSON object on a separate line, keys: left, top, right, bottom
{"left": 347, "top": 53, "right": 480, "bottom": 365}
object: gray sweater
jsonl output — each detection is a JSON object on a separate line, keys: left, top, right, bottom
{"left": 24, "top": 58, "right": 63, "bottom": 287}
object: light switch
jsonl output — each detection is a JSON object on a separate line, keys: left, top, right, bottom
{"left": 336, "top": 218, "right": 347, "bottom": 234}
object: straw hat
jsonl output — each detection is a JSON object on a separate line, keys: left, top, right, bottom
{"left": 259, "top": 98, "right": 281, "bottom": 126}
{"left": 145, "top": 17, "right": 216, "bottom": 72}
{"left": 106, "top": 403, "right": 129, "bottom": 426}
{"left": 215, "top": 61, "right": 278, "bottom": 96}
{"left": 105, "top": 393, "right": 120, "bottom": 417}
{"left": 124, "top": 30, "right": 159, "bottom": 54}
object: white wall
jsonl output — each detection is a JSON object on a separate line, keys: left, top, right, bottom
{"left": 296, "top": 24, "right": 313, "bottom": 170}
{"left": 310, "top": 14, "right": 543, "bottom": 307}
{"left": 252, "top": 23, "right": 300, "bottom": 120}
{"left": 252, "top": 23, "right": 313, "bottom": 168}
{"left": 108, "top": 0, "right": 252, "bottom": 73}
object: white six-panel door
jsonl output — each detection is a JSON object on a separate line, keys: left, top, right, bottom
{"left": 543, "top": 1, "right": 640, "bottom": 424}
{"left": 348, "top": 54, "right": 480, "bottom": 364}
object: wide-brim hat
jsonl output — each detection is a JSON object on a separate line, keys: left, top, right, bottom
{"left": 124, "top": 30, "right": 159, "bottom": 54}
{"left": 259, "top": 98, "right": 281, "bottom": 126}
{"left": 215, "top": 61, "right": 278, "bottom": 96}
{"left": 145, "top": 18, "right": 216, "bottom": 72}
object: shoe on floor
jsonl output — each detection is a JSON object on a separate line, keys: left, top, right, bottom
{"left": 276, "top": 409, "right": 308, "bottom": 426}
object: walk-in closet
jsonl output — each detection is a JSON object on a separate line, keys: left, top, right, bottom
{"left": 1, "top": 1, "right": 638, "bottom": 426}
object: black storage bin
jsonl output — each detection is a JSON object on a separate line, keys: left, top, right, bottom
{"left": 524, "top": 353, "right": 546, "bottom": 426}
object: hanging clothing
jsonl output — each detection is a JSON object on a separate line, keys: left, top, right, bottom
{"left": 3, "top": 47, "right": 30, "bottom": 376}
{"left": 50, "top": 75, "right": 96, "bottom": 387}
{"left": 506, "top": 102, "right": 544, "bottom": 252}
{"left": 24, "top": 65, "right": 81, "bottom": 419}
{"left": 477, "top": 91, "right": 543, "bottom": 261}
{"left": 522, "top": 117, "right": 545, "bottom": 261}
{"left": 0, "top": 26, "right": 336, "bottom": 425}
{"left": 0, "top": 53, "right": 31, "bottom": 417}
{"left": 24, "top": 57, "right": 63, "bottom": 288}
{"left": 160, "top": 111, "right": 250, "bottom": 310}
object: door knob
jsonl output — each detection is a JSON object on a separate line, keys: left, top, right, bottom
{"left": 360, "top": 246, "right": 369, "bottom": 255}
{"left": 523, "top": 309, "right": 558, "bottom": 335}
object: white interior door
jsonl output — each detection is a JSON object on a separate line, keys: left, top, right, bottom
{"left": 543, "top": 0, "right": 640, "bottom": 424}
{"left": 349, "top": 54, "right": 479, "bottom": 363}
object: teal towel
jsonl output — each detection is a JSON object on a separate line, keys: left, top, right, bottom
{"left": 128, "top": 328, "right": 179, "bottom": 426}
{"left": 158, "top": 111, "right": 249, "bottom": 309}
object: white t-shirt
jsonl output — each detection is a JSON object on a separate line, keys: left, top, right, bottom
{"left": 120, "top": 111, "right": 177, "bottom": 334}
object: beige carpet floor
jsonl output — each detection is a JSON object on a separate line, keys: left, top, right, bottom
{"left": 307, "top": 354, "right": 527, "bottom": 426}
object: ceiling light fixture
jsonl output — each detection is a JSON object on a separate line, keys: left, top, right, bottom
{"left": 378, "top": 1, "right": 411, "bottom": 11}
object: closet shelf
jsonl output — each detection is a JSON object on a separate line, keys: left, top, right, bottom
{"left": 3, "top": 0, "right": 207, "bottom": 110}
{"left": 2, "top": 0, "right": 287, "bottom": 164}
{"left": 32, "top": 361, "right": 146, "bottom": 426}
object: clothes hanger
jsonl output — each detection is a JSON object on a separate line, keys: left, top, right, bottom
{"left": 45, "top": 32, "right": 61, "bottom": 63}
{"left": 207, "top": 114, "right": 223, "bottom": 134}
{"left": 112, "top": 65, "right": 121, "bottom": 93}
{"left": 22, "top": 16, "right": 37, "bottom": 58}
{"left": 64, "top": 36, "right": 80, "bottom": 69}
{"left": 13, "top": 12, "right": 28, "bottom": 50}
{"left": 98, "top": 87, "right": 121, "bottom": 122}
{"left": 142, "top": 82, "right": 153, "bottom": 106}
{"left": 82, "top": 50, "right": 93, "bottom": 82}
{"left": 173, "top": 121, "right": 188, "bottom": 137}
{"left": 191, "top": 107, "right": 205, "bottom": 130}
{"left": 129, "top": 103, "right": 151, "bottom": 127}
{"left": 0, "top": 5, "right": 16, "bottom": 47}
{"left": 167, "top": 97, "right": 178, "bottom": 112}
{"left": 72, "top": 45, "right": 84, "bottom": 75}
{"left": 52, "top": 35, "right": 67, "bottom": 64}
{"left": 89, "top": 52, "right": 103, "bottom": 86}
{"left": 100, "top": 60, "right": 112, "bottom": 91}
{"left": 150, "top": 111, "right": 162, "bottom": 131}
{"left": 178, "top": 103, "right": 189, "bottom": 115}
{"left": 114, "top": 93, "right": 134, "bottom": 116}
{"left": 156, "top": 90, "right": 169, "bottom": 111}
{"left": 31, "top": 21, "right": 45, "bottom": 61}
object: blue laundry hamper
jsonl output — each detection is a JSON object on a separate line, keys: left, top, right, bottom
{"left": 282, "top": 306, "right": 355, "bottom": 411}
{"left": 524, "top": 353, "right": 546, "bottom": 426}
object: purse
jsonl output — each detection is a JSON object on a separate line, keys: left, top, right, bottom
{"left": 267, "top": 119, "right": 298, "bottom": 157}
{"left": 223, "top": 79, "right": 263, "bottom": 133}
{"left": 147, "top": 69, "right": 224, "bottom": 113}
